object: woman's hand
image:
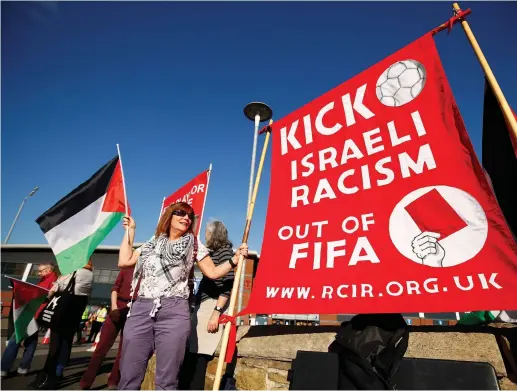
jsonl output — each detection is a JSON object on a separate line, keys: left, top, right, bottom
{"left": 207, "top": 311, "right": 220, "bottom": 333}
{"left": 236, "top": 243, "right": 248, "bottom": 261}
{"left": 122, "top": 215, "right": 136, "bottom": 230}
{"left": 119, "top": 217, "right": 139, "bottom": 267}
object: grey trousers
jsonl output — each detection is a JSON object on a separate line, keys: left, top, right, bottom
{"left": 118, "top": 297, "right": 191, "bottom": 390}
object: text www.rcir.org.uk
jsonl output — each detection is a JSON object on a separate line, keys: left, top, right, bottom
{"left": 265, "top": 273, "right": 502, "bottom": 299}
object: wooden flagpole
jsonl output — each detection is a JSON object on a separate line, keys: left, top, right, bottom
{"left": 213, "top": 120, "right": 273, "bottom": 390}
{"left": 116, "top": 144, "right": 130, "bottom": 243}
{"left": 452, "top": 3, "right": 517, "bottom": 141}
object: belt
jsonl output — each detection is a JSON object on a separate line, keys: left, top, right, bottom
{"left": 118, "top": 297, "right": 131, "bottom": 303}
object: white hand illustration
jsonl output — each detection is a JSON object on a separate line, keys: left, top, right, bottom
{"left": 411, "top": 231, "right": 445, "bottom": 267}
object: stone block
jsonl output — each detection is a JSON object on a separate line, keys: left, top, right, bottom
{"left": 406, "top": 332, "right": 506, "bottom": 376}
{"left": 141, "top": 326, "right": 509, "bottom": 390}
{"left": 499, "top": 377, "right": 517, "bottom": 390}
{"left": 239, "top": 357, "right": 291, "bottom": 371}
{"left": 235, "top": 366, "right": 267, "bottom": 390}
{"left": 206, "top": 358, "right": 224, "bottom": 376}
{"left": 236, "top": 327, "right": 335, "bottom": 360}
{"left": 141, "top": 353, "right": 156, "bottom": 390}
{"left": 268, "top": 369, "right": 289, "bottom": 384}
{"left": 234, "top": 327, "right": 506, "bottom": 377}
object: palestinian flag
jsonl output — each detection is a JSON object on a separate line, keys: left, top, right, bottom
{"left": 36, "top": 156, "right": 129, "bottom": 275}
{"left": 9, "top": 277, "right": 48, "bottom": 343}
{"left": 482, "top": 78, "right": 517, "bottom": 236}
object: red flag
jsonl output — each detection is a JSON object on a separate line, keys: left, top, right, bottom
{"left": 162, "top": 168, "right": 210, "bottom": 236}
{"left": 240, "top": 33, "right": 517, "bottom": 316}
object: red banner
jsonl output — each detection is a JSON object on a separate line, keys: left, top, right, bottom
{"left": 162, "top": 168, "right": 210, "bottom": 236}
{"left": 241, "top": 33, "right": 517, "bottom": 316}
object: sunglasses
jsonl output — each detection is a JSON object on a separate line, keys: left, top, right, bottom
{"left": 172, "top": 209, "right": 195, "bottom": 221}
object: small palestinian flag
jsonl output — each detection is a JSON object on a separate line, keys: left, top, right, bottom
{"left": 458, "top": 311, "right": 499, "bottom": 326}
{"left": 10, "top": 277, "right": 48, "bottom": 343}
{"left": 36, "top": 156, "right": 129, "bottom": 275}
{"left": 458, "top": 310, "right": 517, "bottom": 325}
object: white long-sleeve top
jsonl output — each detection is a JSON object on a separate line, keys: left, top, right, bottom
{"left": 53, "top": 268, "right": 93, "bottom": 296}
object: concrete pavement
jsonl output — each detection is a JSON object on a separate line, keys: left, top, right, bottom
{"left": 1, "top": 336, "right": 119, "bottom": 390}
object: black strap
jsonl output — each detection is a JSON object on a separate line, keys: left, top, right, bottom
{"left": 188, "top": 237, "right": 199, "bottom": 300}
{"left": 64, "top": 271, "right": 77, "bottom": 294}
{"left": 130, "top": 273, "right": 143, "bottom": 303}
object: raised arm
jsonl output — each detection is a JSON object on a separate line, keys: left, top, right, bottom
{"left": 118, "top": 215, "right": 140, "bottom": 268}
{"left": 197, "top": 244, "right": 248, "bottom": 280}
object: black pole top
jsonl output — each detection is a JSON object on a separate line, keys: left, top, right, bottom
{"left": 244, "top": 102, "right": 273, "bottom": 122}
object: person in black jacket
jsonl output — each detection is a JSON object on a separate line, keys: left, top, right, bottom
{"left": 179, "top": 221, "right": 235, "bottom": 390}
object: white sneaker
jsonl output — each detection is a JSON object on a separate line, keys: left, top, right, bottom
{"left": 17, "top": 367, "right": 28, "bottom": 375}
{"left": 1, "top": 371, "right": 8, "bottom": 378}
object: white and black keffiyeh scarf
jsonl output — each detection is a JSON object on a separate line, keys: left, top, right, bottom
{"left": 134, "top": 233, "right": 193, "bottom": 283}
{"left": 128, "top": 233, "right": 195, "bottom": 317}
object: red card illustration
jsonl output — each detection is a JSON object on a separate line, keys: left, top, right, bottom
{"left": 404, "top": 188, "right": 467, "bottom": 241}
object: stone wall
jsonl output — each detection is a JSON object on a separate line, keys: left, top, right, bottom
{"left": 142, "top": 323, "right": 517, "bottom": 390}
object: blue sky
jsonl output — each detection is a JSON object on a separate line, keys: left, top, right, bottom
{"left": 2, "top": 1, "right": 516, "bottom": 254}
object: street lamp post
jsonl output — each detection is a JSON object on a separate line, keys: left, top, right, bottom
{"left": 4, "top": 186, "right": 39, "bottom": 345}
{"left": 238, "top": 102, "right": 273, "bottom": 324}
{"left": 4, "top": 186, "right": 40, "bottom": 244}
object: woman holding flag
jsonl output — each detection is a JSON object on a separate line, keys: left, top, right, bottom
{"left": 117, "top": 202, "right": 248, "bottom": 390}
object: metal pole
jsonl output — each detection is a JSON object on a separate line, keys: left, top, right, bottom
{"left": 4, "top": 186, "right": 38, "bottom": 345}
{"left": 237, "top": 114, "right": 260, "bottom": 324}
{"left": 247, "top": 115, "right": 260, "bottom": 214}
{"left": 4, "top": 198, "right": 28, "bottom": 244}
{"left": 4, "top": 186, "right": 39, "bottom": 244}
{"left": 21, "top": 264, "right": 33, "bottom": 281}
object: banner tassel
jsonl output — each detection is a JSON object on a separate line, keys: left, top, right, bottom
{"left": 218, "top": 314, "right": 237, "bottom": 363}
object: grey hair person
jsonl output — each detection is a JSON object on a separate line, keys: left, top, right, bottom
{"left": 39, "top": 262, "right": 55, "bottom": 271}
{"left": 205, "top": 221, "right": 233, "bottom": 251}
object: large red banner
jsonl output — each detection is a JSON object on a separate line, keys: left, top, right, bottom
{"left": 241, "top": 33, "right": 517, "bottom": 315}
{"left": 162, "top": 168, "right": 210, "bottom": 236}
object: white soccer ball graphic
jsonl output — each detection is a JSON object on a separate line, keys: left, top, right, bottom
{"left": 376, "top": 60, "right": 426, "bottom": 107}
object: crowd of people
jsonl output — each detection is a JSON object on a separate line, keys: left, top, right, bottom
{"left": 1, "top": 201, "right": 246, "bottom": 390}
